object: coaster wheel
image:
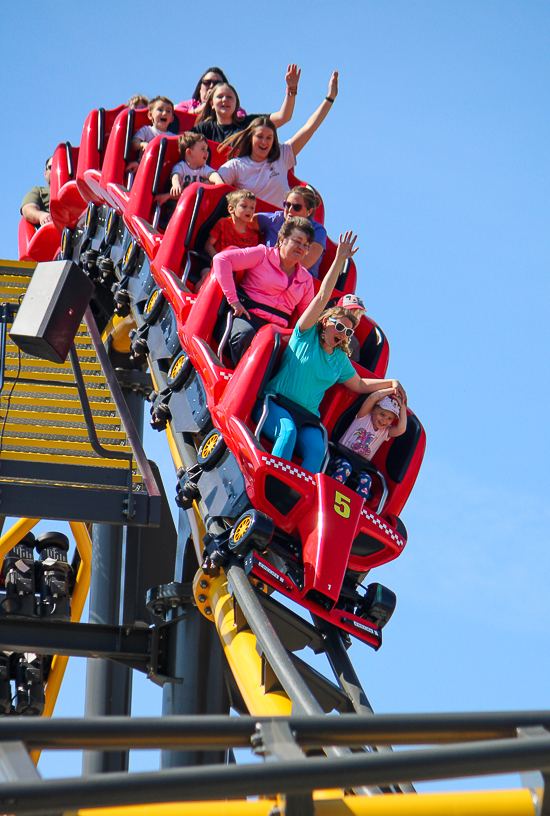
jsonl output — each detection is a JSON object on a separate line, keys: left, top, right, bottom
{"left": 197, "top": 429, "right": 226, "bottom": 470}
{"left": 83, "top": 202, "right": 98, "bottom": 242}
{"left": 143, "top": 287, "right": 165, "bottom": 324}
{"left": 121, "top": 239, "right": 139, "bottom": 274}
{"left": 228, "top": 510, "right": 274, "bottom": 557}
{"left": 105, "top": 209, "right": 119, "bottom": 246}
{"left": 166, "top": 350, "right": 192, "bottom": 390}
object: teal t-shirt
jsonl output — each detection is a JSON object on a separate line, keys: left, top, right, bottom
{"left": 266, "top": 324, "right": 356, "bottom": 417}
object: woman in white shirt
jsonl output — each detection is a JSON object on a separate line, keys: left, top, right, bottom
{"left": 211, "top": 72, "right": 338, "bottom": 208}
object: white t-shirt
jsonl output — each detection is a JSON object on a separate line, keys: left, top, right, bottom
{"left": 339, "top": 413, "right": 391, "bottom": 461}
{"left": 134, "top": 125, "right": 167, "bottom": 143}
{"left": 217, "top": 141, "right": 296, "bottom": 207}
{"left": 171, "top": 160, "right": 215, "bottom": 187}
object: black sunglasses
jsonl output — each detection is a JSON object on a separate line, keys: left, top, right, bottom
{"left": 328, "top": 318, "right": 354, "bottom": 338}
{"left": 283, "top": 201, "right": 304, "bottom": 213}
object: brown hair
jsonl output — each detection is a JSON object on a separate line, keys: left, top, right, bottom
{"left": 226, "top": 189, "right": 256, "bottom": 208}
{"left": 194, "top": 83, "right": 242, "bottom": 126}
{"left": 276, "top": 217, "right": 315, "bottom": 247}
{"left": 286, "top": 185, "right": 320, "bottom": 213}
{"left": 316, "top": 306, "right": 359, "bottom": 356}
{"left": 177, "top": 131, "right": 207, "bottom": 158}
{"left": 221, "top": 116, "right": 280, "bottom": 162}
{"left": 148, "top": 96, "right": 174, "bottom": 113}
{"left": 191, "top": 67, "right": 229, "bottom": 102}
{"left": 127, "top": 94, "right": 149, "bottom": 109}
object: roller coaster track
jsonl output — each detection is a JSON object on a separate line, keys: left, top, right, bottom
{"left": 0, "top": 105, "right": 547, "bottom": 814}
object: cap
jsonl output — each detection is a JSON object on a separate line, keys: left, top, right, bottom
{"left": 378, "top": 396, "right": 401, "bottom": 416}
{"left": 337, "top": 294, "right": 366, "bottom": 312}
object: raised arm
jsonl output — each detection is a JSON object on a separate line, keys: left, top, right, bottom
{"left": 342, "top": 376, "right": 407, "bottom": 403}
{"left": 269, "top": 64, "right": 301, "bottom": 128}
{"left": 388, "top": 394, "right": 408, "bottom": 438}
{"left": 289, "top": 71, "right": 338, "bottom": 157}
{"left": 298, "top": 232, "right": 358, "bottom": 332}
{"left": 357, "top": 387, "right": 400, "bottom": 418}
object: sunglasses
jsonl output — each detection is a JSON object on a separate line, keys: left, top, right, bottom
{"left": 46, "top": 164, "right": 52, "bottom": 171}
{"left": 202, "top": 78, "right": 219, "bottom": 86}
{"left": 283, "top": 201, "right": 304, "bottom": 213}
{"left": 328, "top": 317, "right": 354, "bottom": 338}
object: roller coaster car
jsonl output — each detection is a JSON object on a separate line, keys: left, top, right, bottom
{"left": 201, "top": 323, "right": 425, "bottom": 649}
{"left": 18, "top": 218, "right": 60, "bottom": 264}
{"left": 49, "top": 142, "right": 87, "bottom": 231}
{"left": 76, "top": 105, "right": 126, "bottom": 205}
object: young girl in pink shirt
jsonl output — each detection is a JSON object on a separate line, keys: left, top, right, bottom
{"left": 331, "top": 390, "right": 408, "bottom": 499}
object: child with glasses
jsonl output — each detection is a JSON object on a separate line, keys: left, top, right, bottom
{"left": 251, "top": 187, "right": 327, "bottom": 278}
{"left": 254, "top": 231, "right": 406, "bottom": 474}
{"left": 330, "top": 390, "right": 408, "bottom": 499}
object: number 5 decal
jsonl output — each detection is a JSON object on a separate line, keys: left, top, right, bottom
{"left": 334, "top": 491, "right": 351, "bottom": 519}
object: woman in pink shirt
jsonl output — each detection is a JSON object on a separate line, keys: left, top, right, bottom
{"left": 213, "top": 217, "right": 315, "bottom": 365}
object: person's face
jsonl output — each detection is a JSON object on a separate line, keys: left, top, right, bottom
{"left": 200, "top": 72, "right": 224, "bottom": 102}
{"left": 212, "top": 85, "right": 237, "bottom": 120}
{"left": 44, "top": 159, "right": 52, "bottom": 186}
{"left": 149, "top": 101, "right": 174, "bottom": 130}
{"left": 185, "top": 140, "right": 209, "bottom": 168}
{"left": 250, "top": 126, "right": 274, "bottom": 162}
{"left": 279, "top": 229, "right": 310, "bottom": 264}
{"left": 371, "top": 405, "right": 396, "bottom": 430}
{"left": 283, "top": 192, "right": 312, "bottom": 221}
{"left": 230, "top": 197, "right": 256, "bottom": 223}
{"left": 322, "top": 315, "right": 354, "bottom": 349}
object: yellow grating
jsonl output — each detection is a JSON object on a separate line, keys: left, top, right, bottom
{"left": 0, "top": 259, "right": 145, "bottom": 486}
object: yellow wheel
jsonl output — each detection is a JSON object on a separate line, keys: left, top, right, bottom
{"left": 197, "top": 429, "right": 226, "bottom": 470}
{"left": 167, "top": 351, "right": 191, "bottom": 390}
{"left": 233, "top": 516, "right": 252, "bottom": 542}
{"left": 228, "top": 511, "right": 274, "bottom": 557}
{"left": 143, "top": 287, "right": 165, "bottom": 324}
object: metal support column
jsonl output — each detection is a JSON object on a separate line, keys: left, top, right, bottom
{"left": 161, "top": 514, "right": 230, "bottom": 769}
{"left": 82, "top": 376, "right": 146, "bottom": 775}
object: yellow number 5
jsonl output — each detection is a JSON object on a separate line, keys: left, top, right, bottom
{"left": 334, "top": 491, "right": 351, "bottom": 519}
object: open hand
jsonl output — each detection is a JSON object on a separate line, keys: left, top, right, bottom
{"left": 327, "top": 71, "right": 339, "bottom": 100}
{"left": 336, "top": 231, "right": 358, "bottom": 260}
{"left": 286, "top": 64, "right": 301, "bottom": 89}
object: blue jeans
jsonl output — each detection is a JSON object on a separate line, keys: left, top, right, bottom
{"left": 253, "top": 401, "right": 326, "bottom": 474}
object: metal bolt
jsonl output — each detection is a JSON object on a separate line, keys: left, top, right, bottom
{"left": 199, "top": 579, "right": 208, "bottom": 588}
{"left": 198, "top": 594, "right": 206, "bottom": 604}
{"left": 204, "top": 607, "right": 212, "bottom": 615}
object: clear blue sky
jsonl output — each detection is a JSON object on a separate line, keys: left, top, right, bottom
{"left": 1, "top": 0, "right": 549, "bottom": 793}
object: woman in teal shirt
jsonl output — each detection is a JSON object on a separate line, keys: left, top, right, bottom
{"left": 257, "top": 232, "right": 405, "bottom": 474}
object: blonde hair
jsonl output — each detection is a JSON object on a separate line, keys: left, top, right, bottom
{"left": 317, "top": 306, "right": 359, "bottom": 356}
{"left": 226, "top": 189, "right": 256, "bottom": 208}
{"left": 127, "top": 94, "right": 149, "bottom": 109}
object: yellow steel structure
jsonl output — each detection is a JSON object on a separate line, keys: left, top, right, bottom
{"left": 79, "top": 788, "right": 537, "bottom": 815}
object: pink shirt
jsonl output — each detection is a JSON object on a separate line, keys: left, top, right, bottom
{"left": 213, "top": 245, "right": 314, "bottom": 328}
{"left": 339, "top": 413, "right": 391, "bottom": 461}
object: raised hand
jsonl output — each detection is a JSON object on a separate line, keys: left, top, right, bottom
{"left": 285, "top": 64, "right": 301, "bottom": 89}
{"left": 335, "top": 231, "right": 358, "bottom": 260}
{"left": 327, "top": 71, "right": 339, "bottom": 100}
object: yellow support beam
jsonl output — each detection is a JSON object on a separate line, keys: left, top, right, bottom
{"left": 195, "top": 567, "right": 292, "bottom": 717}
{"left": 78, "top": 789, "right": 537, "bottom": 816}
{"left": 39, "top": 523, "right": 93, "bottom": 718}
{"left": 0, "top": 517, "right": 39, "bottom": 573}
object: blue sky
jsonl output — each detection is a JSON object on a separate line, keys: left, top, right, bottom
{"left": 1, "top": 0, "right": 549, "bottom": 793}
